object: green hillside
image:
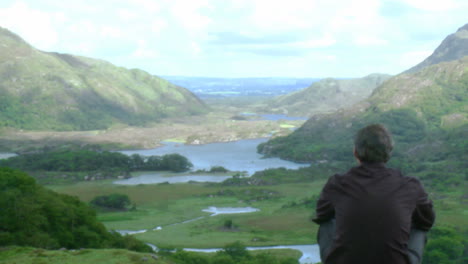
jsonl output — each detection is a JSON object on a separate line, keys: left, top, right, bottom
{"left": 0, "top": 167, "right": 152, "bottom": 252}
{"left": 258, "top": 73, "right": 391, "bottom": 116}
{"left": 0, "top": 27, "right": 209, "bottom": 131}
{"left": 258, "top": 23, "right": 468, "bottom": 168}
{"left": 258, "top": 56, "right": 467, "bottom": 180}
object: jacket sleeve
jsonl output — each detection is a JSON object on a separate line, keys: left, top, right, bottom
{"left": 411, "top": 179, "right": 435, "bottom": 231}
{"left": 313, "top": 175, "right": 337, "bottom": 224}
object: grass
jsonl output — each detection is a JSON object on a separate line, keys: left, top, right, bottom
{"left": 279, "top": 124, "right": 296, "bottom": 129}
{"left": 46, "top": 170, "right": 467, "bottom": 251}
{"left": 163, "top": 138, "right": 186, "bottom": 143}
{"left": 0, "top": 246, "right": 303, "bottom": 264}
{"left": 48, "top": 177, "right": 324, "bottom": 248}
{"left": 0, "top": 247, "right": 168, "bottom": 264}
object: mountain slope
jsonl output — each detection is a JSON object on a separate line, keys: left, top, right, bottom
{"left": 259, "top": 57, "right": 467, "bottom": 161}
{"left": 258, "top": 24, "right": 468, "bottom": 177}
{"left": 259, "top": 73, "right": 391, "bottom": 116}
{"left": 0, "top": 27, "right": 208, "bottom": 131}
{"left": 405, "top": 23, "right": 468, "bottom": 73}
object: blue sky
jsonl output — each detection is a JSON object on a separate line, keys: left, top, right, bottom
{"left": 0, "top": 0, "right": 466, "bottom": 78}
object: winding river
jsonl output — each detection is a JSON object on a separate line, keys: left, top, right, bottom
{"left": 126, "top": 206, "right": 320, "bottom": 264}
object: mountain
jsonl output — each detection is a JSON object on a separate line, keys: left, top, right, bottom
{"left": 405, "top": 23, "right": 468, "bottom": 73}
{"left": 162, "top": 76, "right": 321, "bottom": 98}
{"left": 257, "top": 73, "right": 391, "bottom": 116}
{"left": 0, "top": 27, "right": 208, "bottom": 131}
{"left": 258, "top": 25, "right": 468, "bottom": 178}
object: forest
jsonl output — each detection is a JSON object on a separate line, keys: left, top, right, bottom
{"left": 0, "top": 150, "right": 193, "bottom": 173}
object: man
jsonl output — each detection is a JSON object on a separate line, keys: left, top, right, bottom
{"left": 313, "top": 124, "right": 435, "bottom": 264}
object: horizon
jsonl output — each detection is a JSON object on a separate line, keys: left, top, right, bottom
{"left": 1, "top": 0, "right": 467, "bottom": 78}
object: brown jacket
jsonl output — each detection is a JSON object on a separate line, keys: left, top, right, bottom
{"left": 313, "top": 162, "right": 435, "bottom": 264}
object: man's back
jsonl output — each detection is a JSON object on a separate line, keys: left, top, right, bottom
{"left": 314, "top": 162, "right": 435, "bottom": 264}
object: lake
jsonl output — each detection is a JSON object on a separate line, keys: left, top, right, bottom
{"left": 118, "top": 138, "right": 308, "bottom": 177}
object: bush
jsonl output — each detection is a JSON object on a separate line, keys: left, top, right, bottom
{"left": 90, "top": 193, "right": 131, "bottom": 210}
{"left": 210, "top": 166, "right": 229, "bottom": 173}
{"left": 0, "top": 167, "right": 150, "bottom": 252}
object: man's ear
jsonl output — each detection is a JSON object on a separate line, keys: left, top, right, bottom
{"left": 353, "top": 147, "right": 361, "bottom": 164}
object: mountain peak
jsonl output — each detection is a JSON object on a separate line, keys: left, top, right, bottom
{"left": 457, "top": 23, "right": 468, "bottom": 32}
{"left": 404, "top": 23, "right": 468, "bottom": 73}
{"left": 0, "top": 26, "right": 27, "bottom": 43}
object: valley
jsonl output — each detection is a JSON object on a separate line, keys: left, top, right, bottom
{"left": 0, "top": 108, "right": 306, "bottom": 153}
{"left": 0, "top": 18, "right": 467, "bottom": 264}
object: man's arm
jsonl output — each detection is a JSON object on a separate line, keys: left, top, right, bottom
{"left": 313, "top": 175, "right": 336, "bottom": 224}
{"left": 411, "top": 180, "right": 435, "bottom": 231}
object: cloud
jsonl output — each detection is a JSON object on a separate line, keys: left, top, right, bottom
{"left": 397, "top": 0, "right": 465, "bottom": 11}
{"left": 398, "top": 50, "right": 433, "bottom": 69}
{"left": 353, "top": 35, "right": 388, "bottom": 46}
{"left": 0, "top": 1, "right": 59, "bottom": 50}
{"left": 151, "top": 18, "right": 168, "bottom": 34}
{"left": 207, "top": 31, "right": 336, "bottom": 57}
{"left": 100, "top": 26, "right": 122, "bottom": 38}
{"left": 131, "top": 0, "right": 161, "bottom": 13}
{"left": 117, "top": 9, "right": 137, "bottom": 21}
{"left": 208, "top": 31, "right": 302, "bottom": 45}
{"left": 0, "top": 0, "right": 466, "bottom": 77}
{"left": 131, "top": 40, "right": 159, "bottom": 59}
{"left": 169, "top": 0, "right": 212, "bottom": 33}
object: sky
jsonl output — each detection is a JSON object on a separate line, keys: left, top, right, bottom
{"left": 0, "top": 0, "right": 467, "bottom": 78}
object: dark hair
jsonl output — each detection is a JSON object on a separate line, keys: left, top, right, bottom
{"left": 354, "top": 124, "right": 393, "bottom": 163}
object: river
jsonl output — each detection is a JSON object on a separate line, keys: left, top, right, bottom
{"left": 137, "top": 205, "right": 321, "bottom": 264}
{"left": 185, "top": 245, "right": 321, "bottom": 264}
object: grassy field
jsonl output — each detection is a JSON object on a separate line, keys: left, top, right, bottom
{"left": 0, "top": 246, "right": 303, "bottom": 264}
{"left": 48, "top": 175, "right": 324, "bottom": 249}
{"left": 47, "top": 169, "right": 468, "bottom": 250}
{"left": 0, "top": 247, "right": 168, "bottom": 264}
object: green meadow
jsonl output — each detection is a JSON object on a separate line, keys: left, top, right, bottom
{"left": 48, "top": 170, "right": 467, "bottom": 250}
{"left": 0, "top": 247, "right": 169, "bottom": 264}
{"left": 48, "top": 175, "right": 324, "bottom": 249}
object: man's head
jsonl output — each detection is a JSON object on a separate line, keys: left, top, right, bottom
{"left": 354, "top": 124, "right": 393, "bottom": 163}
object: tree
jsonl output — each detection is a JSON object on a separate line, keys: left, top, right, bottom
{"left": 423, "top": 226, "right": 465, "bottom": 264}
{"left": 222, "top": 241, "right": 250, "bottom": 261}
{"left": 90, "top": 193, "right": 131, "bottom": 210}
{"left": 161, "top": 153, "right": 193, "bottom": 172}
{"left": 0, "top": 167, "right": 150, "bottom": 252}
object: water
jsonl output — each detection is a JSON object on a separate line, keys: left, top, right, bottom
{"left": 119, "top": 206, "right": 321, "bottom": 263}
{"left": 258, "top": 114, "right": 308, "bottom": 121}
{"left": 114, "top": 174, "right": 232, "bottom": 185}
{"left": 0, "top": 152, "right": 16, "bottom": 159}
{"left": 241, "top": 113, "right": 308, "bottom": 121}
{"left": 119, "top": 138, "right": 307, "bottom": 177}
{"left": 116, "top": 139, "right": 317, "bottom": 263}
{"left": 116, "top": 207, "right": 261, "bottom": 234}
{"left": 185, "top": 245, "right": 320, "bottom": 264}
{"left": 202, "top": 206, "right": 260, "bottom": 215}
